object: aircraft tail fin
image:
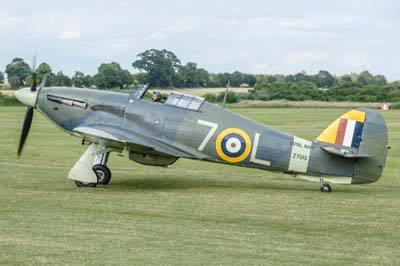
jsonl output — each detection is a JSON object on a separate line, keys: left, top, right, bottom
{"left": 317, "top": 108, "right": 389, "bottom": 184}
{"left": 317, "top": 109, "right": 366, "bottom": 148}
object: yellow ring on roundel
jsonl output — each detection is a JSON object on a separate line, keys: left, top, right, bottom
{"left": 215, "top": 128, "right": 252, "bottom": 163}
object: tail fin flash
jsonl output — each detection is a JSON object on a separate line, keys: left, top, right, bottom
{"left": 317, "top": 109, "right": 366, "bottom": 148}
{"left": 317, "top": 108, "right": 389, "bottom": 184}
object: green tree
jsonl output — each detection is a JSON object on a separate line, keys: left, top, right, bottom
{"left": 54, "top": 71, "right": 72, "bottom": 86}
{"left": 0, "top": 71, "right": 4, "bottom": 84}
{"left": 229, "top": 71, "right": 244, "bottom": 87}
{"left": 9, "top": 76, "right": 22, "bottom": 89}
{"left": 72, "top": 71, "right": 93, "bottom": 88}
{"left": 132, "top": 72, "right": 148, "bottom": 86}
{"left": 244, "top": 74, "right": 257, "bottom": 87}
{"left": 119, "top": 69, "right": 133, "bottom": 88}
{"left": 179, "top": 62, "right": 198, "bottom": 87}
{"left": 314, "top": 70, "right": 335, "bottom": 88}
{"left": 35, "top": 63, "right": 54, "bottom": 85}
{"left": 294, "top": 72, "right": 308, "bottom": 82}
{"left": 217, "top": 91, "right": 239, "bottom": 103}
{"left": 94, "top": 62, "right": 132, "bottom": 89}
{"left": 132, "top": 49, "right": 181, "bottom": 88}
{"left": 5, "top": 58, "right": 31, "bottom": 88}
{"left": 95, "top": 63, "right": 120, "bottom": 89}
{"left": 357, "top": 71, "right": 374, "bottom": 85}
{"left": 196, "top": 68, "right": 210, "bottom": 87}
{"left": 23, "top": 62, "right": 56, "bottom": 86}
{"left": 338, "top": 74, "right": 353, "bottom": 85}
{"left": 93, "top": 74, "right": 106, "bottom": 89}
{"left": 203, "top": 93, "right": 218, "bottom": 103}
{"left": 215, "top": 73, "right": 231, "bottom": 87}
{"left": 207, "top": 73, "right": 220, "bottom": 87}
{"left": 178, "top": 62, "right": 210, "bottom": 88}
{"left": 373, "top": 74, "right": 387, "bottom": 86}
{"left": 285, "top": 75, "right": 295, "bottom": 83}
{"left": 355, "top": 71, "right": 386, "bottom": 86}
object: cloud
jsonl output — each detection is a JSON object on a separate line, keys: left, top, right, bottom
{"left": 113, "top": 41, "right": 128, "bottom": 51}
{"left": 0, "top": 14, "right": 25, "bottom": 26}
{"left": 58, "top": 28, "right": 81, "bottom": 40}
{"left": 0, "top": 0, "right": 399, "bottom": 80}
{"left": 340, "top": 54, "right": 368, "bottom": 68}
{"left": 287, "top": 51, "right": 327, "bottom": 64}
{"left": 248, "top": 63, "right": 283, "bottom": 74}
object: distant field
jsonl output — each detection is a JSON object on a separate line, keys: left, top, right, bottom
{"left": 2, "top": 88, "right": 249, "bottom": 97}
{"left": 0, "top": 107, "right": 399, "bottom": 265}
{"left": 0, "top": 90, "right": 14, "bottom": 96}
{"left": 234, "top": 100, "right": 383, "bottom": 109}
{"left": 149, "top": 87, "right": 251, "bottom": 96}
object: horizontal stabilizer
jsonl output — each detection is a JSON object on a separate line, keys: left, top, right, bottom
{"left": 320, "top": 145, "right": 370, "bottom": 158}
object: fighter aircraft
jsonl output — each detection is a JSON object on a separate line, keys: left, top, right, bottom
{"left": 15, "top": 67, "right": 389, "bottom": 192}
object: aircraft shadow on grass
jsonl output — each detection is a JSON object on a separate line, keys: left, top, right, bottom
{"left": 104, "top": 176, "right": 370, "bottom": 194}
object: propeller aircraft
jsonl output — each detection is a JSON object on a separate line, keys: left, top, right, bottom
{"left": 15, "top": 62, "right": 390, "bottom": 192}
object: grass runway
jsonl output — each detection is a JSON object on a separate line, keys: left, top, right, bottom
{"left": 0, "top": 107, "right": 399, "bottom": 265}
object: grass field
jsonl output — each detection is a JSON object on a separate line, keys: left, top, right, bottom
{"left": 0, "top": 107, "right": 399, "bottom": 265}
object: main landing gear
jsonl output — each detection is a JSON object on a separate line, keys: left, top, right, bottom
{"left": 320, "top": 179, "right": 332, "bottom": 193}
{"left": 75, "top": 164, "right": 112, "bottom": 188}
{"left": 93, "top": 164, "right": 112, "bottom": 185}
{"left": 69, "top": 144, "right": 114, "bottom": 188}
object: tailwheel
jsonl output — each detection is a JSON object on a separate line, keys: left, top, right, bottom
{"left": 74, "top": 180, "right": 97, "bottom": 188}
{"left": 320, "top": 183, "right": 332, "bottom": 193}
{"left": 93, "top": 164, "right": 112, "bottom": 185}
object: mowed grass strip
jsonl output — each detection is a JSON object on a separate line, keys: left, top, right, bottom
{"left": 0, "top": 107, "right": 399, "bottom": 266}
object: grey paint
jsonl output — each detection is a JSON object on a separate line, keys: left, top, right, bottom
{"left": 35, "top": 86, "right": 389, "bottom": 184}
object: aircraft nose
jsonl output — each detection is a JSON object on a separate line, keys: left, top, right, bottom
{"left": 15, "top": 87, "right": 38, "bottom": 106}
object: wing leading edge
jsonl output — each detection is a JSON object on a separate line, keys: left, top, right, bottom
{"left": 73, "top": 125, "right": 197, "bottom": 158}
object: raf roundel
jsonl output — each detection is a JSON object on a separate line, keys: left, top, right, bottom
{"left": 216, "top": 128, "right": 252, "bottom": 163}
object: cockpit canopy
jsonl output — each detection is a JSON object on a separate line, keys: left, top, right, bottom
{"left": 165, "top": 92, "right": 204, "bottom": 111}
{"left": 131, "top": 85, "right": 205, "bottom": 111}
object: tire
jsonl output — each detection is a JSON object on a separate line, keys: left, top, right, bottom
{"left": 320, "top": 183, "right": 332, "bottom": 193}
{"left": 93, "top": 164, "right": 112, "bottom": 185}
{"left": 74, "top": 180, "right": 97, "bottom": 188}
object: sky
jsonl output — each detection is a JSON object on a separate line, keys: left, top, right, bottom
{"left": 1, "top": 0, "right": 400, "bottom": 80}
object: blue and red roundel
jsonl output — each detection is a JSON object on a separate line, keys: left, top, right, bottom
{"left": 215, "top": 128, "right": 251, "bottom": 163}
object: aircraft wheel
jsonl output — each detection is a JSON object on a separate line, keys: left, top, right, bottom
{"left": 93, "top": 164, "right": 112, "bottom": 185}
{"left": 320, "top": 183, "right": 332, "bottom": 193}
{"left": 74, "top": 180, "right": 97, "bottom": 188}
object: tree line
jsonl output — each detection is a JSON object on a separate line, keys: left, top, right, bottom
{"left": 0, "top": 49, "right": 257, "bottom": 90}
{"left": 1, "top": 49, "right": 399, "bottom": 103}
{"left": 205, "top": 79, "right": 400, "bottom": 104}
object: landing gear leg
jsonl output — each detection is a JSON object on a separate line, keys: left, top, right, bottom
{"left": 69, "top": 144, "right": 115, "bottom": 188}
{"left": 320, "top": 178, "right": 332, "bottom": 193}
{"left": 93, "top": 152, "right": 112, "bottom": 185}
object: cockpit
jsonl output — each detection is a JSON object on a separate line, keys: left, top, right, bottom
{"left": 164, "top": 93, "right": 204, "bottom": 111}
{"left": 130, "top": 85, "right": 205, "bottom": 112}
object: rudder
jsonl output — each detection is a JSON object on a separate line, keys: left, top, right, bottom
{"left": 317, "top": 108, "right": 389, "bottom": 184}
{"left": 353, "top": 108, "right": 389, "bottom": 183}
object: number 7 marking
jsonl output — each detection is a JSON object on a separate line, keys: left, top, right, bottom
{"left": 197, "top": 120, "right": 218, "bottom": 151}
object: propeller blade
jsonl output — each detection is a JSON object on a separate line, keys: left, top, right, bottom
{"left": 31, "top": 72, "right": 37, "bottom": 92}
{"left": 39, "top": 74, "right": 47, "bottom": 89}
{"left": 17, "top": 106, "right": 34, "bottom": 157}
{"left": 31, "top": 54, "right": 37, "bottom": 92}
